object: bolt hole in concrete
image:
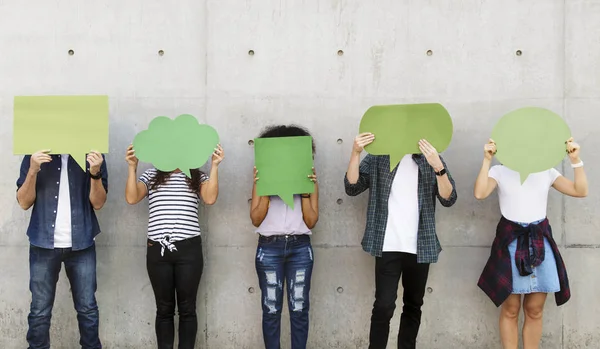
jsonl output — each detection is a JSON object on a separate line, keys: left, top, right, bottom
{"left": 336, "top": 138, "right": 343, "bottom": 144}
{"left": 248, "top": 49, "right": 255, "bottom": 56}
{"left": 336, "top": 198, "right": 343, "bottom": 205}
{"left": 426, "top": 50, "right": 433, "bottom": 56}
{"left": 158, "top": 50, "right": 164, "bottom": 56}
{"left": 68, "top": 49, "right": 74, "bottom": 56}
{"left": 248, "top": 287, "right": 255, "bottom": 293}
{"left": 427, "top": 287, "right": 433, "bottom": 293}
{"left": 248, "top": 139, "right": 254, "bottom": 146}
{"left": 516, "top": 50, "right": 522, "bottom": 56}
{"left": 337, "top": 287, "right": 344, "bottom": 293}
{"left": 337, "top": 50, "right": 344, "bottom": 56}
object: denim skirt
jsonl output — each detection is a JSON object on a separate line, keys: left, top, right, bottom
{"left": 507, "top": 225, "right": 560, "bottom": 294}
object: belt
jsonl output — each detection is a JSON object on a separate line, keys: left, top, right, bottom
{"left": 258, "top": 234, "right": 310, "bottom": 243}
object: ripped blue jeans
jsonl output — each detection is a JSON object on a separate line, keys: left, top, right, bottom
{"left": 255, "top": 234, "right": 314, "bottom": 349}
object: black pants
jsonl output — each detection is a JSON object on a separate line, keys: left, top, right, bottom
{"left": 147, "top": 236, "right": 204, "bottom": 349}
{"left": 369, "top": 252, "right": 430, "bottom": 349}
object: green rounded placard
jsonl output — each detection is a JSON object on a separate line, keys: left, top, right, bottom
{"left": 491, "top": 107, "right": 571, "bottom": 184}
{"left": 359, "top": 103, "right": 454, "bottom": 171}
{"left": 133, "top": 114, "right": 219, "bottom": 177}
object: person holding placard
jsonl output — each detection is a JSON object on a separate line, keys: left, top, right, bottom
{"left": 124, "top": 144, "right": 223, "bottom": 349}
{"left": 475, "top": 137, "right": 588, "bottom": 349}
{"left": 345, "top": 133, "right": 457, "bottom": 349}
{"left": 250, "top": 125, "right": 319, "bottom": 349}
{"left": 16, "top": 150, "right": 108, "bottom": 349}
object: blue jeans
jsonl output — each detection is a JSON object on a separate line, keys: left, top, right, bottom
{"left": 27, "top": 244, "right": 101, "bottom": 349}
{"left": 255, "top": 234, "right": 314, "bottom": 349}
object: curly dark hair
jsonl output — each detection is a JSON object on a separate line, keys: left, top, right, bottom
{"left": 149, "top": 168, "right": 206, "bottom": 192}
{"left": 258, "top": 124, "right": 316, "bottom": 154}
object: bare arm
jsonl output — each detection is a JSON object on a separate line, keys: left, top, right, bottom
{"left": 17, "top": 151, "right": 52, "bottom": 210}
{"left": 250, "top": 167, "right": 270, "bottom": 227}
{"left": 418, "top": 140, "right": 457, "bottom": 206}
{"left": 552, "top": 138, "right": 588, "bottom": 197}
{"left": 88, "top": 152, "right": 108, "bottom": 210}
{"left": 474, "top": 139, "right": 498, "bottom": 200}
{"left": 124, "top": 145, "right": 147, "bottom": 204}
{"left": 200, "top": 144, "right": 224, "bottom": 205}
{"left": 301, "top": 168, "right": 319, "bottom": 229}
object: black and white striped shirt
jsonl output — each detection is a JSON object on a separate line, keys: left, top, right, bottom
{"left": 139, "top": 169, "right": 208, "bottom": 244}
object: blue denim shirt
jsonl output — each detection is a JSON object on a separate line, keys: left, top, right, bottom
{"left": 16, "top": 154, "right": 108, "bottom": 251}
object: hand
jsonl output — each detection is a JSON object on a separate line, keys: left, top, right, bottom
{"left": 308, "top": 167, "right": 317, "bottom": 183}
{"left": 353, "top": 133, "right": 375, "bottom": 154}
{"left": 484, "top": 138, "right": 497, "bottom": 161}
{"left": 125, "top": 144, "right": 139, "bottom": 168}
{"left": 87, "top": 151, "right": 104, "bottom": 175}
{"left": 566, "top": 137, "right": 581, "bottom": 163}
{"left": 30, "top": 149, "right": 52, "bottom": 172}
{"left": 418, "top": 139, "right": 444, "bottom": 171}
{"left": 212, "top": 144, "right": 224, "bottom": 166}
{"left": 253, "top": 166, "right": 259, "bottom": 183}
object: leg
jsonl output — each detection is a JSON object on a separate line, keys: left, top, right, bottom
{"left": 27, "top": 245, "right": 62, "bottom": 349}
{"left": 64, "top": 244, "right": 101, "bottom": 349}
{"left": 397, "top": 254, "right": 430, "bottom": 349}
{"left": 255, "top": 241, "right": 285, "bottom": 349}
{"left": 147, "top": 241, "right": 176, "bottom": 349}
{"left": 369, "top": 252, "right": 403, "bottom": 349}
{"left": 173, "top": 238, "right": 204, "bottom": 349}
{"left": 522, "top": 293, "right": 547, "bottom": 349}
{"left": 285, "top": 240, "right": 314, "bottom": 349}
{"left": 499, "top": 294, "right": 521, "bottom": 349}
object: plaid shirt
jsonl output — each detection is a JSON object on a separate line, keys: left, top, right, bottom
{"left": 344, "top": 154, "right": 457, "bottom": 263}
{"left": 477, "top": 217, "right": 570, "bottom": 307}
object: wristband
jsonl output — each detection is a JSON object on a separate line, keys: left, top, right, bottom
{"left": 90, "top": 171, "right": 102, "bottom": 180}
{"left": 301, "top": 194, "right": 311, "bottom": 199}
{"left": 571, "top": 161, "right": 584, "bottom": 168}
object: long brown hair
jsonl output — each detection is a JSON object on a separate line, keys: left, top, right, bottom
{"left": 149, "top": 168, "right": 205, "bottom": 192}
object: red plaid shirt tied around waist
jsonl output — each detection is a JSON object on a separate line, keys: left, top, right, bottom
{"left": 477, "top": 217, "right": 570, "bottom": 307}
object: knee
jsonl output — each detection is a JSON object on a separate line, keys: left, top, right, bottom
{"left": 156, "top": 301, "right": 175, "bottom": 318}
{"left": 372, "top": 299, "right": 396, "bottom": 320}
{"left": 177, "top": 300, "right": 197, "bottom": 318}
{"left": 523, "top": 303, "right": 544, "bottom": 320}
{"left": 501, "top": 303, "right": 521, "bottom": 320}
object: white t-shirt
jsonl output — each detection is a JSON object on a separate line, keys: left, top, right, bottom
{"left": 488, "top": 165, "right": 561, "bottom": 223}
{"left": 54, "top": 155, "right": 72, "bottom": 248}
{"left": 383, "top": 154, "right": 420, "bottom": 254}
{"left": 139, "top": 169, "right": 209, "bottom": 242}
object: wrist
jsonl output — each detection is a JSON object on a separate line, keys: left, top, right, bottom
{"left": 28, "top": 168, "right": 40, "bottom": 175}
{"left": 570, "top": 157, "right": 582, "bottom": 164}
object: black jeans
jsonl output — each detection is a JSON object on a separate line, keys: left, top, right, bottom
{"left": 147, "top": 236, "right": 204, "bottom": 349}
{"left": 369, "top": 252, "right": 430, "bottom": 349}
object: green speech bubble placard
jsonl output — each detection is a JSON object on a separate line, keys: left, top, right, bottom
{"left": 13, "top": 95, "right": 109, "bottom": 170}
{"left": 491, "top": 107, "right": 571, "bottom": 184}
{"left": 254, "top": 136, "right": 314, "bottom": 209}
{"left": 359, "top": 103, "right": 453, "bottom": 171}
{"left": 133, "top": 114, "right": 219, "bottom": 177}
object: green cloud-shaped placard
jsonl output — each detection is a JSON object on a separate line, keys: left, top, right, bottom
{"left": 133, "top": 114, "right": 219, "bottom": 177}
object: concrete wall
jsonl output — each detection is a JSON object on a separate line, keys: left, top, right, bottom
{"left": 0, "top": 0, "right": 598, "bottom": 348}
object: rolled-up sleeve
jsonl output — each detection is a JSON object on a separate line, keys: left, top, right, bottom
{"left": 344, "top": 155, "right": 371, "bottom": 196}
{"left": 436, "top": 156, "right": 457, "bottom": 207}
{"left": 16, "top": 156, "right": 31, "bottom": 191}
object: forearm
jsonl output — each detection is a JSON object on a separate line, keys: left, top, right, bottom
{"left": 202, "top": 166, "right": 219, "bottom": 205}
{"left": 474, "top": 159, "right": 492, "bottom": 199}
{"left": 573, "top": 165, "right": 588, "bottom": 196}
{"left": 301, "top": 184, "right": 319, "bottom": 228}
{"left": 125, "top": 166, "right": 140, "bottom": 204}
{"left": 436, "top": 174, "right": 453, "bottom": 199}
{"left": 16, "top": 170, "right": 39, "bottom": 209}
{"left": 346, "top": 152, "right": 361, "bottom": 184}
{"left": 250, "top": 184, "right": 269, "bottom": 226}
{"left": 89, "top": 178, "right": 107, "bottom": 210}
